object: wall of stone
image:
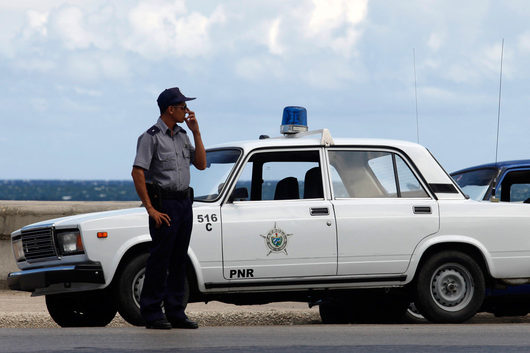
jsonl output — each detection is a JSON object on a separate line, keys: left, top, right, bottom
{"left": 0, "top": 201, "right": 140, "bottom": 290}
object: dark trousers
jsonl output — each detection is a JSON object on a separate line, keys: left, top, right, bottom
{"left": 140, "top": 198, "right": 193, "bottom": 322}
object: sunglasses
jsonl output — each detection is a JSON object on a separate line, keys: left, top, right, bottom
{"left": 174, "top": 104, "right": 188, "bottom": 111}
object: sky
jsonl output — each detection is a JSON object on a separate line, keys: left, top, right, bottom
{"left": 1, "top": 0, "right": 530, "bottom": 179}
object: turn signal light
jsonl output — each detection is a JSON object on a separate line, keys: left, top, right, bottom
{"left": 97, "top": 232, "right": 108, "bottom": 238}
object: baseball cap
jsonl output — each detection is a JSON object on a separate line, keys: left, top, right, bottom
{"left": 157, "top": 87, "right": 196, "bottom": 113}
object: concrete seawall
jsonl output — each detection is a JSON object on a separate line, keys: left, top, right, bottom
{"left": 0, "top": 201, "right": 140, "bottom": 289}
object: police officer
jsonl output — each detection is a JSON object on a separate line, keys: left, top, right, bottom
{"left": 131, "top": 87, "right": 206, "bottom": 329}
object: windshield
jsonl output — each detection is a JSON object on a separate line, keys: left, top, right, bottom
{"left": 451, "top": 168, "right": 498, "bottom": 200}
{"left": 190, "top": 148, "right": 242, "bottom": 202}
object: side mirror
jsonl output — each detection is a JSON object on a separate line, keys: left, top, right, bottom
{"left": 229, "top": 187, "right": 249, "bottom": 202}
{"left": 490, "top": 187, "right": 499, "bottom": 202}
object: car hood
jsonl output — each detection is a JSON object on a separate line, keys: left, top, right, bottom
{"left": 14, "top": 203, "right": 212, "bottom": 235}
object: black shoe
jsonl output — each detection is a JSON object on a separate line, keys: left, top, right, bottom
{"left": 169, "top": 318, "right": 199, "bottom": 329}
{"left": 146, "top": 318, "right": 172, "bottom": 330}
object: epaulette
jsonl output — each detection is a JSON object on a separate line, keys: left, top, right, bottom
{"left": 147, "top": 125, "right": 160, "bottom": 136}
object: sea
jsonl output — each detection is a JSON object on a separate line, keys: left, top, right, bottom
{"left": 0, "top": 180, "right": 139, "bottom": 201}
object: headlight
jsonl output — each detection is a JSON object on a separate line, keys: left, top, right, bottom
{"left": 12, "top": 237, "right": 25, "bottom": 262}
{"left": 56, "top": 230, "right": 85, "bottom": 255}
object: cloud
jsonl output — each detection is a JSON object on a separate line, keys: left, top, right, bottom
{"left": 306, "top": 0, "right": 367, "bottom": 57}
{"left": 307, "top": 0, "right": 367, "bottom": 35}
{"left": 518, "top": 31, "right": 530, "bottom": 53}
{"left": 124, "top": 0, "right": 226, "bottom": 59}
{"left": 73, "top": 87, "right": 102, "bottom": 96}
{"left": 267, "top": 18, "right": 283, "bottom": 55}
{"left": 50, "top": 7, "right": 92, "bottom": 49}
{"left": 427, "top": 33, "right": 444, "bottom": 51}
{"left": 0, "top": 0, "right": 87, "bottom": 12}
{"left": 235, "top": 56, "right": 285, "bottom": 81}
{"left": 61, "top": 51, "right": 132, "bottom": 82}
{"left": 228, "top": 0, "right": 368, "bottom": 85}
{"left": 3, "top": 1, "right": 226, "bottom": 66}
{"left": 23, "top": 10, "right": 48, "bottom": 38}
{"left": 48, "top": 5, "right": 115, "bottom": 50}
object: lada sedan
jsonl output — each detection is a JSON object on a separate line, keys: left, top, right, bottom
{"left": 8, "top": 107, "right": 530, "bottom": 326}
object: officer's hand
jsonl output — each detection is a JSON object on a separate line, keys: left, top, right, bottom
{"left": 147, "top": 207, "right": 171, "bottom": 228}
{"left": 184, "top": 110, "right": 200, "bottom": 134}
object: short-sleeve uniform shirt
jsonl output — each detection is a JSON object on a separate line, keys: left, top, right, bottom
{"left": 133, "top": 117, "right": 195, "bottom": 191}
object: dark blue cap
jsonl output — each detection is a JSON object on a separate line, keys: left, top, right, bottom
{"left": 157, "top": 87, "right": 196, "bottom": 113}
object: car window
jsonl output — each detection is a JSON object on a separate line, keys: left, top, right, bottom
{"left": 191, "top": 149, "right": 242, "bottom": 202}
{"left": 451, "top": 168, "right": 497, "bottom": 201}
{"left": 395, "top": 155, "right": 428, "bottom": 197}
{"left": 329, "top": 165, "right": 349, "bottom": 198}
{"left": 232, "top": 150, "right": 322, "bottom": 201}
{"left": 367, "top": 153, "right": 397, "bottom": 196}
{"left": 509, "top": 184, "right": 530, "bottom": 202}
{"left": 497, "top": 169, "right": 530, "bottom": 202}
{"left": 328, "top": 150, "right": 428, "bottom": 198}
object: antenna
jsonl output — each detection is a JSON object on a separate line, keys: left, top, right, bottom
{"left": 495, "top": 38, "right": 504, "bottom": 164}
{"left": 413, "top": 48, "right": 420, "bottom": 143}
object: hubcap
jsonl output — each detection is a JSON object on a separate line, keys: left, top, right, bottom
{"left": 430, "top": 262, "right": 474, "bottom": 312}
{"left": 132, "top": 268, "right": 145, "bottom": 309}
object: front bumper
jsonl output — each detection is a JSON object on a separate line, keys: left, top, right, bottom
{"left": 7, "top": 263, "right": 105, "bottom": 292}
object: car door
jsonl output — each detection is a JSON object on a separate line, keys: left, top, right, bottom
{"left": 327, "top": 148, "right": 439, "bottom": 275}
{"left": 496, "top": 168, "right": 530, "bottom": 203}
{"left": 220, "top": 148, "right": 337, "bottom": 280}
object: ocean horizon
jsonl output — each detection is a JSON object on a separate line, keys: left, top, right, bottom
{"left": 0, "top": 180, "right": 139, "bottom": 201}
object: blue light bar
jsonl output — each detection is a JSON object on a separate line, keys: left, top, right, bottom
{"left": 280, "top": 106, "right": 308, "bottom": 134}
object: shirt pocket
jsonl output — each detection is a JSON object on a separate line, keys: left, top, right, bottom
{"left": 158, "top": 151, "right": 177, "bottom": 170}
{"left": 182, "top": 147, "right": 191, "bottom": 164}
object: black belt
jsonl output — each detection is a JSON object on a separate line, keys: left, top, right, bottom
{"left": 161, "top": 187, "right": 193, "bottom": 200}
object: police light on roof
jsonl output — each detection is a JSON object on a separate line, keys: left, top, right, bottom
{"left": 280, "top": 106, "right": 308, "bottom": 135}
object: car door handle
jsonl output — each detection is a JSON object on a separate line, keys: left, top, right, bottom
{"left": 310, "top": 207, "right": 329, "bottom": 216}
{"left": 413, "top": 206, "right": 431, "bottom": 214}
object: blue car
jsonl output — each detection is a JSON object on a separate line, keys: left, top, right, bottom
{"left": 451, "top": 159, "right": 530, "bottom": 203}
{"left": 451, "top": 160, "right": 530, "bottom": 316}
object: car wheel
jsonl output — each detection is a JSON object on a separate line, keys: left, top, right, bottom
{"left": 113, "top": 253, "right": 190, "bottom": 326}
{"left": 415, "top": 250, "right": 485, "bottom": 323}
{"left": 402, "top": 302, "right": 427, "bottom": 323}
{"left": 45, "top": 289, "right": 117, "bottom": 327}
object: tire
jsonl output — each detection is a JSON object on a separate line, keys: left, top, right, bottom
{"left": 402, "top": 302, "right": 427, "bottom": 323}
{"left": 113, "top": 253, "right": 190, "bottom": 326}
{"left": 45, "top": 289, "right": 117, "bottom": 327}
{"left": 415, "top": 251, "right": 485, "bottom": 323}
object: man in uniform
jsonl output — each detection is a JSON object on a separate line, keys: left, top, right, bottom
{"left": 131, "top": 87, "right": 206, "bottom": 329}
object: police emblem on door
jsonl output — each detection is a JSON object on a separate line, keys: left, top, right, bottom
{"left": 260, "top": 222, "right": 293, "bottom": 255}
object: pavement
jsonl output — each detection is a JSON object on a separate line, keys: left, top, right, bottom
{"left": 4, "top": 290, "right": 530, "bottom": 328}
{"left": 0, "top": 290, "right": 321, "bottom": 328}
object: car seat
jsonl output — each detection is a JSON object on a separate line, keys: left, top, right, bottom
{"left": 274, "top": 177, "right": 300, "bottom": 200}
{"left": 303, "top": 167, "right": 324, "bottom": 199}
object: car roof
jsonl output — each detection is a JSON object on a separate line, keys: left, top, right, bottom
{"left": 451, "top": 159, "right": 530, "bottom": 175}
{"left": 208, "top": 134, "right": 425, "bottom": 153}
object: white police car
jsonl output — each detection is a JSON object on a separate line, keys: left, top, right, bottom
{"left": 8, "top": 107, "right": 530, "bottom": 326}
